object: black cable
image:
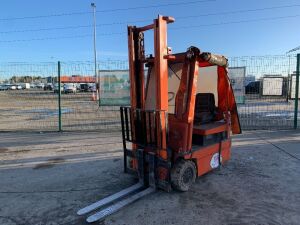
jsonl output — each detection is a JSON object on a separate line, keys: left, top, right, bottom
{"left": 1, "top": 4, "right": 300, "bottom": 34}
{"left": 171, "top": 14, "right": 300, "bottom": 30}
{"left": 0, "top": 0, "right": 214, "bottom": 21}
{"left": 254, "top": 133, "right": 300, "bottom": 161}
{"left": 0, "top": 20, "right": 150, "bottom": 34}
{"left": 0, "top": 24, "right": 92, "bottom": 34}
{"left": 175, "top": 4, "right": 300, "bottom": 20}
{"left": 1, "top": 14, "right": 300, "bottom": 43}
{"left": 95, "top": 0, "right": 214, "bottom": 13}
{"left": 168, "top": 65, "right": 181, "bottom": 80}
{"left": 0, "top": 32, "right": 126, "bottom": 43}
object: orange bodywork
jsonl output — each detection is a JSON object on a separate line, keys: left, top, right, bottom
{"left": 186, "top": 139, "right": 231, "bottom": 176}
{"left": 126, "top": 15, "right": 241, "bottom": 186}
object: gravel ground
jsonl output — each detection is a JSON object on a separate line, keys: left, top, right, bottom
{"left": 0, "top": 90, "right": 120, "bottom": 132}
{"left": 0, "top": 130, "right": 299, "bottom": 225}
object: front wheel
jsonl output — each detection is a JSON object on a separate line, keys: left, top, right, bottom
{"left": 171, "top": 160, "right": 196, "bottom": 192}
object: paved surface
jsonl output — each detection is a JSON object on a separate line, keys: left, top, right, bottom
{"left": 0, "top": 130, "right": 299, "bottom": 225}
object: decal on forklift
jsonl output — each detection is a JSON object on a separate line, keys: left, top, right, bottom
{"left": 210, "top": 153, "right": 222, "bottom": 169}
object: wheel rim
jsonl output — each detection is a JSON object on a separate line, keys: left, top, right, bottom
{"left": 182, "top": 167, "right": 193, "bottom": 184}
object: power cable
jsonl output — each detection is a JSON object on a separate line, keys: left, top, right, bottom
{"left": 1, "top": 4, "right": 300, "bottom": 34}
{"left": 254, "top": 133, "right": 300, "bottom": 161}
{"left": 0, "top": 0, "right": 214, "bottom": 21}
{"left": 170, "top": 14, "right": 300, "bottom": 30}
{"left": 0, "top": 33, "right": 124, "bottom": 43}
{"left": 287, "top": 46, "right": 300, "bottom": 54}
{"left": 1, "top": 14, "right": 299, "bottom": 43}
{"left": 176, "top": 4, "right": 300, "bottom": 20}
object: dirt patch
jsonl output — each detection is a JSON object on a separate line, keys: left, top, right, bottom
{"left": 33, "top": 158, "right": 65, "bottom": 170}
{"left": 0, "top": 147, "right": 9, "bottom": 153}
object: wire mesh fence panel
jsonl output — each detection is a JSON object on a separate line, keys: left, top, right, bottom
{"left": 229, "top": 55, "right": 298, "bottom": 130}
{"left": 0, "top": 62, "right": 58, "bottom": 131}
{"left": 0, "top": 56, "right": 298, "bottom": 132}
{"left": 59, "top": 61, "right": 128, "bottom": 131}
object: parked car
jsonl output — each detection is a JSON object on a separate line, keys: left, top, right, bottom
{"left": 53, "top": 83, "right": 64, "bottom": 93}
{"left": 88, "top": 83, "right": 96, "bottom": 92}
{"left": 64, "top": 83, "right": 77, "bottom": 94}
{"left": 245, "top": 81, "right": 260, "bottom": 94}
{"left": 75, "top": 83, "right": 81, "bottom": 91}
{"left": 0, "top": 84, "right": 9, "bottom": 91}
{"left": 80, "top": 83, "right": 89, "bottom": 92}
{"left": 16, "top": 85, "right": 22, "bottom": 90}
{"left": 44, "top": 83, "right": 54, "bottom": 91}
{"left": 30, "top": 83, "right": 36, "bottom": 89}
{"left": 8, "top": 85, "right": 17, "bottom": 90}
{"left": 36, "top": 83, "right": 45, "bottom": 89}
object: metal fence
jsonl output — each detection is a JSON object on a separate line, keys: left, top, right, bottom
{"left": 0, "top": 54, "right": 299, "bottom": 132}
{"left": 229, "top": 55, "right": 299, "bottom": 130}
{"left": 0, "top": 62, "right": 58, "bottom": 131}
{"left": 0, "top": 61, "right": 127, "bottom": 132}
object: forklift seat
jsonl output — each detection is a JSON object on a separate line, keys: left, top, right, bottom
{"left": 193, "top": 93, "right": 227, "bottom": 139}
{"left": 193, "top": 121, "right": 227, "bottom": 135}
{"left": 194, "top": 93, "right": 216, "bottom": 125}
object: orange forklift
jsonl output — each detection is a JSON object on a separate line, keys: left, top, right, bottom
{"left": 78, "top": 15, "right": 241, "bottom": 223}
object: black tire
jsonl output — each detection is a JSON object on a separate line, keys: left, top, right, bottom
{"left": 171, "top": 159, "right": 196, "bottom": 192}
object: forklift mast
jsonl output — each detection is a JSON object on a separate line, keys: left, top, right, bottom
{"left": 125, "top": 16, "right": 176, "bottom": 191}
{"left": 127, "top": 15, "right": 171, "bottom": 157}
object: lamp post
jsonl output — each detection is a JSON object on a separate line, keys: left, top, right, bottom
{"left": 91, "top": 3, "right": 100, "bottom": 103}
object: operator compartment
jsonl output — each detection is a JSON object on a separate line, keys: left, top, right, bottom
{"left": 192, "top": 92, "right": 227, "bottom": 147}
{"left": 192, "top": 65, "right": 228, "bottom": 147}
{"left": 166, "top": 62, "right": 229, "bottom": 153}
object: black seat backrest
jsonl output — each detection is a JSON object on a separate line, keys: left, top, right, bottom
{"left": 194, "top": 93, "right": 216, "bottom": 124}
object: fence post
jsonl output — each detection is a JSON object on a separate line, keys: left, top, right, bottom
{"left": 58, "top": 61, "right": 62, "bottom": 132}
{"left": 98, "top": 69, "right": 101, "bottom": 106}
{"left": 294, "top": 54, "right": 300, "bottom": 129}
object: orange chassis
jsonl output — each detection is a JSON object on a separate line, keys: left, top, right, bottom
{"left": 77, "top": 15, "right": 241, "bottom": 223}
{"left": 121, "top": 15, "right": 241, "bottom": 192}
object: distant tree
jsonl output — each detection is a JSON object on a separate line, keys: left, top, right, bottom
{"left": 24, "top": 76, "right": 31, "bottom": 83}
{"left": 10, "top": 76, "right": 17, "bottom": 83}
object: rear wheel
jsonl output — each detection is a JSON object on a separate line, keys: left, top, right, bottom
{"left": 171, "top": 159, "right": 196, "bottom": 192}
